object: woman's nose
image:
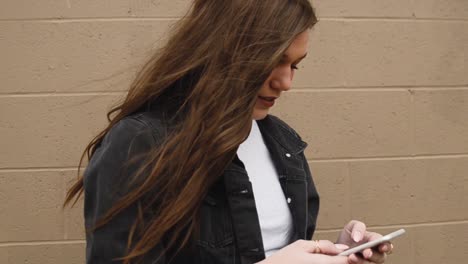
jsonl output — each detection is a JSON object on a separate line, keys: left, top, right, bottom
{"left": 270, "top": 68, "right": 293, "bottom": 91}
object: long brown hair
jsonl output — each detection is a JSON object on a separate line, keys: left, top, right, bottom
{"left": 64, "top": 0, "right": 318, "bottom": 263}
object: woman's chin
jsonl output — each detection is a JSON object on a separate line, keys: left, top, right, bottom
{"left": 252, "top": 108, "right": 269, "bottom": 120}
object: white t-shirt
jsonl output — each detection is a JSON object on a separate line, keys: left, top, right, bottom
{"left": 237, "top": 120, "right": 293, "bottom": 257}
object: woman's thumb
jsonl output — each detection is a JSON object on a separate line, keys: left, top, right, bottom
{"left": 317, "top": 241, "right": 349, "bottom": 255}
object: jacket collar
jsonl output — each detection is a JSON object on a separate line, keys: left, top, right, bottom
{"left": 256, "top": 115, "right": 307, "bottom": 155}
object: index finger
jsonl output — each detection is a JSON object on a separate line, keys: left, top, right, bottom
{"left": 378, "top": 241, "right": 392, "bottom": 253}
{"left": 363, "top": 231, "right": 382, "bottom": 242}
{"left": 361, "top": 232, "right": 383, "bottom": 258}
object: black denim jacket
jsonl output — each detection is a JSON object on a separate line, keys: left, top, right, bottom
{"left": 83, "top": 109, "right": 320, "bottom": 264}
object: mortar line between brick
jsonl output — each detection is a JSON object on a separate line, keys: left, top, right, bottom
{"left": 2, "top": 220, "right": 467, "bottom": 246}
{"left": 2, "top": 86, "right": 467, "bottom": 97}
{"left": 307, "top": 153, "right": 468, "bottom": 163}
{"left": 2, "top": 153, "right": 468, "bottom": 171}
{"left": 409, "top": 88, "right": 416, "bottom": 157}
{"left": 0, "top": 240, "right": 85, "bottom": 247}
{"left": 0, "top": 17, "right": 180, "bottom": 22}
{"left": 0, "top": 167, "right": 84, "bottom": 172}
{"left": 0, "top": 91, "right": 125, "bottom": 98}
{"left": 62, "top": 174, "right": 69, "bottom": 241}
{"left": 320, "top": 17, "right": 468, "bottom": 22}
{"left": 315, "top": 219, "right": 468, "bottom": 232}
{"left": 1, "top": 17, "right": 467, "bottom": 23}
{"left": 290, "top": 86, "right": 468, "bottom": 92}
{"left": 345, "top": 161, "right": 351, "bottom": 222}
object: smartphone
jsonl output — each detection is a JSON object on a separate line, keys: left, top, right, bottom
{"left": 338, "top": 228, "right": 406, "bottom": 256}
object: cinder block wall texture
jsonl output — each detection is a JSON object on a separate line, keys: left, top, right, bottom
{"left": 1, "top": 1, "right": 467, "bottom": 263}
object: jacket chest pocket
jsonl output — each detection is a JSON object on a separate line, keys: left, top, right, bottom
{"left": 196, "top": 194, "right": 236, "bottom": 264}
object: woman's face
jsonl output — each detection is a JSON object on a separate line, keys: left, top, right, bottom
{"left": 253, "top": 30, "right": 309, "bottom": 120}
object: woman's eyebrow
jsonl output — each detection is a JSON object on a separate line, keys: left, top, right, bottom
{"left": 283, "top": 52, "right": 308, "bottom": 63}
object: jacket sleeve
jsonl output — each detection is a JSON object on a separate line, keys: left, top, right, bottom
{"left": 301, "top": 152, "right": 320, "bottom": 240}
{"left": 83, "top": 116, "right": 166, "bottom": 264}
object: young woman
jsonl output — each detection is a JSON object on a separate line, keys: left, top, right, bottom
{"left": 65, "top": 0, "right": 392, "bottom": 263}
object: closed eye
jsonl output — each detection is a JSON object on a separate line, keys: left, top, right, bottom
{"left": 281, "top": 52, "right": 307, "bottom": 70}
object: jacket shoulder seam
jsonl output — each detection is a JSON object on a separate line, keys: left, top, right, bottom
{"left": 124, "top": 114, "right": 160, "bottom": 146}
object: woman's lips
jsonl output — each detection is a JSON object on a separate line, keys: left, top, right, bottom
{"left": 257, "top": 96, "right": 276, "bottom": 107}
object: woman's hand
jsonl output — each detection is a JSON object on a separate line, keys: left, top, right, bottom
{"left": 336, "top": 220, "right": 393, "bottom": 264}
{"left": 257, "top": 239, "right": 354, "bottom": 264}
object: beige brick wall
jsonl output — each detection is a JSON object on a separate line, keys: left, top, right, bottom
{"left": 1, "top": 1, "right": 467, "bottom": 263}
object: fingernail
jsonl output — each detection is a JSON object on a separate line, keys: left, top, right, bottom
{"left": 382, "top": 244, "right": 388, "bottom": 251}
{"left": 366, "top": 250, "right": 373, "bottom": 259}
{"left": 335, "top": 244, "right": 350, "bottom": 250}
{"left": 352, "top": 231, "right": 362, "bottom": 242}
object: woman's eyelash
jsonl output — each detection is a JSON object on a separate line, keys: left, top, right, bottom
{"left": 278, "top": 59, "right": 299, "bottom": 70}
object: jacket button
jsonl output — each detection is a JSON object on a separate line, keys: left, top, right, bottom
{"left": 285, "top": 153, "right": 291, "bottom": 158}
{"left": 239, "top": 189, "right": 249, "bottom": 194}
{"left": 287, "top": 197, "right": 292, "bottom": 204}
